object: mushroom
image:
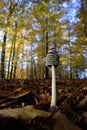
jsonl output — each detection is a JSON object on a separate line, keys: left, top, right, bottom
{"left": 46, "top": 46, "right": 59, "bottom": 107}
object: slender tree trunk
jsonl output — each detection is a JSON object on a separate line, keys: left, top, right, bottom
{"left": 70, "top": 61, "right": 72, "bottom": 79}
{"left": 81, "top": 0, "right": 87, "bottom": 37}
{"left": 68, "top": 29, "right": 72, "bottom": 79}
{"left": 13, "top": 42, "right": 21, "bottom": 79}
{"left": 41, "top": 31, "right": 45, "bottom": 79}
{"left": 1, "top": 32, "right": 7, "bottom": 79}
{"left": 44, "top": 30, "right": 49, "bottom": 79}
{"left": 10, "top": 34, "right": 17, "bottom": 80}
{"left": 10, "top": 41, "right": 16, "bottom": 80}
{"left": 26, "top": 63, "right": 29, "bottom": 79}
{"left": 10, "top": 23, "right": 17, "bottom": 80}
{"left": 13, "top": 63, "right": 17, "bottom": 79}
{"left": 75, "top": 66, "right": 78, "bottom": 79}
{"left": 33, "top": 58, "right": 37, "bottom": 79}
{"left": 7, "top": 41, "right": 13, "bottom": 79}
{"left": 20, "top": 55, "right": 24, "bottom": 80}
{"left": 30, "top": 45, "right": 33, "bottom": 79}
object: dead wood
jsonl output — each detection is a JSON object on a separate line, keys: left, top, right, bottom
{"left": 0, "top": 106, "right": 82, "bottom": 130}
{"left": 0, "top": 106, "right": 52, "bottom": 120}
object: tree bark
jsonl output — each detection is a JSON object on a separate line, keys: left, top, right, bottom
{"left": 7, "top": 41, "right": 13, "bottom": 79}
{"left": 44, "top": 30, "right": 49, "bottom": 79}
{"left": 10, "top": 40, "right": 16, "bottom": 80}
{"left": 10, "top": 23, "right": 17, "bottom": 80}
{"left": 1, "top": 32, "right": 7, "bottom": 79}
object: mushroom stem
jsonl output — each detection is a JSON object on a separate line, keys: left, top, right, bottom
{"left": 51, "top": 65, "right": 56, "bottom": 107}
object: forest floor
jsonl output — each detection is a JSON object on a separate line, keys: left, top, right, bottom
{"left": 0, "top": 79, "right": 87, "bottom": 130}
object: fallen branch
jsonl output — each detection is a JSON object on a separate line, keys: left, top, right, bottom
{"left": 0, "top": 106, "right": 81, "bottom": 130}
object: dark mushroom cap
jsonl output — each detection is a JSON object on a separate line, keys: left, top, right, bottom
{"left": 46, "top": 47, "right": 59, "bottom": 68}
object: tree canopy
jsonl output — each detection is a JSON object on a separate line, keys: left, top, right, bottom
{"left": 0, "top": 0, "right": 87, "bottom": 79}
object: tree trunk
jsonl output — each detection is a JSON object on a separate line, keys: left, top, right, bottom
{"left": 68, "top": 29, "right": 72, "bottom": 80}
{"left": 7, "top": 41, "right": 13, "bottom": 80}
{"left": 13, "top": 42, "right": 21, "bottom": 79}
{"left": 13, "top": 63, "right": 17, "bottom": 79}
{"left": 10, "top": 23, "right": 17, "bottom": 80}
{"left": 81, "top": 0, "right": 87, "bottom": 37}
{"left": 81, "top": 0, "right": 87, "bottom": 78}
{"left": 30, "top": 45, "right": 33, "bottom": 79}
{"left": 33, "top": 58, "right": 37, "bottom": 79}
{"left": 26, "top": 63, "right": 29, "bottom": 79}
{"left": 44, "top": 30, "right": 49, "bottom": 79}
{"left": 1, "top": 32, "right": 7, "bottom": 79}
{"left": 10, "top": 36, "right": 16, "bottom": 80}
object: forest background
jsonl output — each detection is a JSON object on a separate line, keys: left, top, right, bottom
{"left": 0, "top": 0, "right": 87, "bottom": 80}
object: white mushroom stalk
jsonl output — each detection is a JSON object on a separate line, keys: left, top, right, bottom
{"left": 51, "top": 65, "right": 56, "bottom": 107}
{"left": 46, "top": 46, "right": 59, "bottom": 107}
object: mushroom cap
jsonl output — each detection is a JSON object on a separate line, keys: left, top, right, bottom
{"left": 46, "top": 47, "right": 59, "bottom": 68}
